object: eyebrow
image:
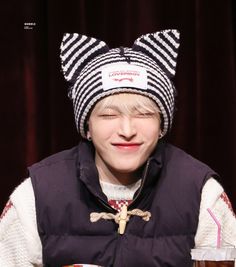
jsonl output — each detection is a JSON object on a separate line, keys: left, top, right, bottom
{"left": 99, "top": 104, "right": 155, "bottom": 113}
{"left": 99, "top": 105, "right": 122, "bottom": 112}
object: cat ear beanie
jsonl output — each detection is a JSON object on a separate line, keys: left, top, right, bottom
{"left": 60, "top": 30, "right": 180, "bottom": 138}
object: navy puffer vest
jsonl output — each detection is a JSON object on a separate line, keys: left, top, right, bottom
{"left": 29, "top": 141, "right": 218, "bottom": 267}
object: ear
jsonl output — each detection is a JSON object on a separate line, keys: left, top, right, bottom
{"left": 60, "top": 33, "right": 110, "bottom": 83}
{"left": 86, "top": 129, "right": 92, "bottom": 141}
{"left": 86, "top": 130, "right": 91, "bottom": 138}
{"left": 86, "top": 120, "right": 91, "bottom": 138}
{"left": 132, "top": 29, "right": 180, "bottom": 78}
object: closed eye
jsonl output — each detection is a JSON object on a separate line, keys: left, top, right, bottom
{"left": 99, "top": 113, "right": 119, "bottom": 118}
{"left": 134, "top": 112, "right": 155, "bottom": 118}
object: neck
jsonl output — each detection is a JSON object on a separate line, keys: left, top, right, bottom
{"left": 95, "top": 156, "right": 142, "bottom": 186}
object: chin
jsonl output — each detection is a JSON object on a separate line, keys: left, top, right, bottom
{"left": 112, "top": 162, "right": 143, "bottom": 174}
{"left": 114, "top": 167, "right": 138, "bottom": 174}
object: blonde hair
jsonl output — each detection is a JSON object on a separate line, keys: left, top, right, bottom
{"left": 92, "top": 93, "right": 161, "bottom": 118}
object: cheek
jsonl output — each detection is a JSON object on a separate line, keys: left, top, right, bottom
{"left": 89, "top": 121, "right": 117, "bottom": 140}
{"left": 139, "top": 120, "right": 161, "bottom": 139}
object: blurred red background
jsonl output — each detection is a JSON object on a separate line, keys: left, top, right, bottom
{"left": 0, "top": 0, "right": 236, "bottom": 210}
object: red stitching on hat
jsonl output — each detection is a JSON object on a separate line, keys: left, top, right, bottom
{"left": 113, "top": 78, "right": 133, "bottom": 82}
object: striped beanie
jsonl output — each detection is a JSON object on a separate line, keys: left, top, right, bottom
{"left": 60, "top": 29, "right": 180, "bottom": 138}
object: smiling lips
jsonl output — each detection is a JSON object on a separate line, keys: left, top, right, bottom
{"left": 112, "top": 143, "right": 142, "bottom": 151}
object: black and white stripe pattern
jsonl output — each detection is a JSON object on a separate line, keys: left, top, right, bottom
{"left": 60, "top": 33, "right": 109, "bottom": 83}
{"left": 73, "top": 48, "right": 175, "bottom": 138}
{"left": 60, "top": 30, "right": 180, "bottom": 138}
{"left": 133, "top": 29, "right": 180, "bottom": 77}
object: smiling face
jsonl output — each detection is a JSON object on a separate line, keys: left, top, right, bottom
{"left": 87, "top": 93, "right": 162, "bottom": 185}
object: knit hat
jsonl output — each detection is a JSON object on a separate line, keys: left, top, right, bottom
{"left": 60, "top": 29, "right": 180, "bottom": 138}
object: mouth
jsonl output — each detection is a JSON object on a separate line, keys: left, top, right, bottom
{"left": 112, "top": 143, "right": 142, "bottom": 151}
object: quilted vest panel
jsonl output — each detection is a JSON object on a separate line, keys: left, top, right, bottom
{"left": 30, "top": 142, "right": 217, "bottom": 267}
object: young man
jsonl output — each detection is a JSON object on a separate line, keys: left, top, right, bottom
{"left": 0, "top": 30, "right": 235, "bottom": 267}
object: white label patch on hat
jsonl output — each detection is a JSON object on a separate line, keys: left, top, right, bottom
{"left": 101, "top": 64, "right": 148, "bottom": 91}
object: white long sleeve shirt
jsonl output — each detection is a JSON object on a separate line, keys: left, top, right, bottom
{"left": 0, "top": 177, "right": 236, "bottom": 266}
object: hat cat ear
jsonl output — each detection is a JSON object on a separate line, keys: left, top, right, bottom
{"left": 132, "top": 29, "right": 180, "bottom": 78}
{"left": 60, "top": 33, "right": 110, "bottom": 83}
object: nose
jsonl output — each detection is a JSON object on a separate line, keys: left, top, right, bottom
{"left": 118, "top": 116, "right": 137, "bottom": 139}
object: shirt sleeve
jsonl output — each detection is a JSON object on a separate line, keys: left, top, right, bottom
{"left": 195, "top": 178, "right": 236, "bottom": 248}
{"left": 0, "top": 178, "right": 42, "bottom": 267}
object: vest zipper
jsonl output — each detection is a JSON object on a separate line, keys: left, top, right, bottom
{"left": 97, "top": 197, "right": 117, "bottom": 213}
{"left": 96, "top": 159, "right": 151, "bottom": 213}
{"left": 111, "top": 160, "right": 151, "bottom": 266}
{"left": 98, "top": 160, "right": 151, "bottom": 266}
{"left": 128, "top": 159, "right": 151, "bottom": 209}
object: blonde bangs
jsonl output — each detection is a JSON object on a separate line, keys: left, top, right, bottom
{"left": 94, "top": 93, "right": 161, "bottom": 117}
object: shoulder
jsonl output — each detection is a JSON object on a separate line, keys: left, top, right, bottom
{"left": 160, "top": 143, "right": 219, "bottom": 188}
{"left": 164, "top": 143, "right": 216, "bottom": 174}
{"left": 28, "top": 145, "right": 79, "bottom": 172}
{"left": 0, "top": 178, "right": 42, "bottom": 264}
{"left": 28, "top": 145, "right": 84, "bottom": 191}
{"left": 164, "top": 143, "right": 202, "bottom": 163}
{"left": 10, "top": 178, "right": 36, "bottom": 222}
{"left": 0, "top": 178, "right": 35, "bottom": 240}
